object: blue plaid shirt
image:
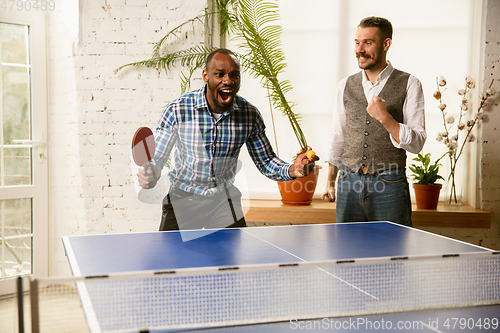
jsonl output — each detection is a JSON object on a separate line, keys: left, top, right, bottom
{"left": 152, "top": 85, "right": 293, "bottom": 195}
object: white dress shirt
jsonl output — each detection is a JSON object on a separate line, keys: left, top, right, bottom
{"left": 326, "top": 61, "right": 426, "bottom": 167}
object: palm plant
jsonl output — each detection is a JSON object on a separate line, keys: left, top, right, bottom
{"left": 115, "top": 0, "right": 308, "bottom": 154}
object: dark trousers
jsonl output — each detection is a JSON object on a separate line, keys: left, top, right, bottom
{"left": 159, "top": 186, "right": 247, "bottom": 231}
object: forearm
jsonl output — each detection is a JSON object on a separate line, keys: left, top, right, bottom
{"left": 326, "top": 163, "right": 339, "bottom": 187}
{"left": 379, "top": 115, "right": 401, "bottom": 144}
{"left": 250, "top": 152, "right": 294, "bottom": 182}
{"left": 321, "top": 163, "right": 338, "bottom": 202}
{"left": 153, "top": 112, "right": 177, "bottom": 169}
{"left": 393, "top": 123, "right": 427, "bottom": 154}
{"left": 247, "top": 127, "right": 295, "bottom": 181}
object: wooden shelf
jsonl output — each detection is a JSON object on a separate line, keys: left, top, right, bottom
{"left": 243, "top": 200, "right": 491, "bottom": 229}
{"left": 411, "top": 203, "right": 491, "bottom": 228}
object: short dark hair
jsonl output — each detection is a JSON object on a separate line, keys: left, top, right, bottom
{"left": 205, "top": 48, "right": 239, "bottom": 70}
{"left": 358, "top": 16, "right": 393, "bottom": 41}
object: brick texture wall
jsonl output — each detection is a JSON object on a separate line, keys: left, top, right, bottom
{"left": 48, "top": 0, "right": 206, "bottom": 275}
{"left": 479, "top": 0, "right": 500, "bottom": 248}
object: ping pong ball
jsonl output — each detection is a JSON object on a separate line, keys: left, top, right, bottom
{"left": 306, "top": 150, "right": 316, "bottom": 160}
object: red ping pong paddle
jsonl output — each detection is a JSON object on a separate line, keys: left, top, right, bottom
{"left": 132, "top": 126, "right": 156, "bottom": 179}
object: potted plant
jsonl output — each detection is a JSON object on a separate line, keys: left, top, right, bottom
{"left": 115, "top": 0, "right": 319, "bottom": 205}
{"left": 409, "top": 152, "right": 447, "bottom": 209}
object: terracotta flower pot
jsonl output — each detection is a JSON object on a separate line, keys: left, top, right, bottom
{"left": 277, "top": 166, "right": 321, "bottom": 206}
{"left": 413, "top": 183, "right": 442, "bottom": 209}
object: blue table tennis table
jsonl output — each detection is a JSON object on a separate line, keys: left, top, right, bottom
{"left": 63, "top": 222, "right": 500, "bottom": 333}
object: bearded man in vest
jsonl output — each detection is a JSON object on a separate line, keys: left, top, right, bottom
{"left": 321, "top": 17, "right": 426, "bottom": 227}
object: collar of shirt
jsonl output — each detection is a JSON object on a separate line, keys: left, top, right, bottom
{"left": 361, "top": 61, "right": 395, "bottom": 101}
{"left": 195, "top": 85, "right": 240, "bottom": 120}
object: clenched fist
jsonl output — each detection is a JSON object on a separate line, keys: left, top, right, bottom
{"left": 366, "top": 96, "right": 388, "bottom": 122}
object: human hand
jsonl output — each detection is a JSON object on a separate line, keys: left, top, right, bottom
{"left": 321, "top": 185, "right": 336, "bottom": 202}
{"left": 137, "top": 164, "right": 160, "bottom": 189}
{"left": 289, "top": 148, "right": 319, "bottom": 178}
{"left": 366, "top": 96, "right": 389, "bottom": 123}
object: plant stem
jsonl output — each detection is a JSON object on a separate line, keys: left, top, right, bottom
{"left": 265, "top": 77, "right": 279, "bottom": 157}
{"left": 448, "top": 169, "right": 457, "bottom": 203}
{"left": 267, "top": 77, "right": 307, "bottom": 152}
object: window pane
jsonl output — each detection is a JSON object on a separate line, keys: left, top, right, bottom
{"left": 4, "top": 147, "right": 31, "bottom": 186}
{"left": 2, "top": 64, "right": 31, "bottom": 186}
{"left": 1, "top": 237, "right": 32, "bottom": 277}
{"left": 2, "top": 65, "right": 31, "bottom": 144}
{"left": 0, "top": 198, "right": 33, "bottom": 278}
{"left": 1, "top": 198, "right": 32, "bottom": 237}
{"left": 0, "top": 23, "right": 28, "bottom": 65}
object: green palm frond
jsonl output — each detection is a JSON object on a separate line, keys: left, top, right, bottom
{"left": 179, "top": 70, "right": 194, "bottom": 95}
{"left": 233, "top": 0, "right": 307, "bottom": 151}
{"left": 150, "top": 0, "right": 239, "bottom": 59}
{"left": 116, "top": 45, "right": 213, "bottom": 73}
{"left": 215, "top": 0, "right": 240, "bottom": 35}
{"left": 151, "top": 14, "right": 207, "bottom": 59}
{"left": 115, "top": 0, "right": 308, "bottom": 153}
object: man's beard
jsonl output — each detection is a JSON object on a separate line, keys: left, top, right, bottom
{"left": 356, "top": 47, "right": 383, "bottom": 70}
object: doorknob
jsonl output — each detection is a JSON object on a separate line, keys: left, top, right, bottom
{"left": 12, "top": 130, "right": 46, "bottom": 163}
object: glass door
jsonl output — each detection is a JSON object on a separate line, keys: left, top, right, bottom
{"left": 0, "top": 10, "right": 48, "bottom": 295}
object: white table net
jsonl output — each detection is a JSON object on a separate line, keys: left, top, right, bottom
{"left": 30, "top": 251, "right": 500, "bottom": 333}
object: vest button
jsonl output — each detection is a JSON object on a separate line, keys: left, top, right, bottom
{"left": 364, "top": 131, "right": 369, "bottom": 136}
{"left": 366, "top": 120, "right": 370, "bottom": 124}
{"left": 364, "top": 143, "right": 368, "bottom": 148}
{"left": 362, "top": 155, "right": 367, "bottom": 160}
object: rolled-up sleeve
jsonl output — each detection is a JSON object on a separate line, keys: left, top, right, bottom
{"left": 390, "top": 75, "right": 426, "bottom": 154}
{"left": 325, "top": 78, "right": 347, "bottom": 167}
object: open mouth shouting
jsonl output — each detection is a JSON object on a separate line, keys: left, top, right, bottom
{"left": 218, "top": 87, "right": 235, "bottom": 105}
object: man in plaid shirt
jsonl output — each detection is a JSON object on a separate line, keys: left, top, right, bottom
{"left": 138, "top": 48, "right": 317, "bottom": 232}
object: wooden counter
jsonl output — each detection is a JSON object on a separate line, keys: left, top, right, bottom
{"left": 243, "top": 200, "right": 491, "bottom": 228}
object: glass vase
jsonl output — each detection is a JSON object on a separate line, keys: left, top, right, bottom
{"left": 444, "top": 170, "right": 463, "bottom": 208}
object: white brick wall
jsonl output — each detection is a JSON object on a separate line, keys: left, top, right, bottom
{"left": 47, "top": 0, "right": 500, "bottom": 276}
{"left": 48, "top": 0, "right": 206, "bottom": 275}
{"left": 479, "top": 0, "right": 500, "bottom": 248}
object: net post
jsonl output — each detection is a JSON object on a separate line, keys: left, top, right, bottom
{"left": 30, "top": 278, "right": 40, "bottom": 333}
{"left": 17, "top": 276, "right": 24, "bottom": 333}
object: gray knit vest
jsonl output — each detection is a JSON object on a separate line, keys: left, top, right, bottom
{"left": 342, "top": 69, "right": 410, "bottom": 174}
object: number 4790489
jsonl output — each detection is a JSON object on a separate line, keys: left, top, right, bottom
{"left": 1, "top": 0, "right": 56, "bottom": 12}
{"left": 443, "top": 318, "right": 498, "bottom": 330}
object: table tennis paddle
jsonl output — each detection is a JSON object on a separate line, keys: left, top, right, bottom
{"left": 132, "top": 126, "right": 156, "bottom": 179}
